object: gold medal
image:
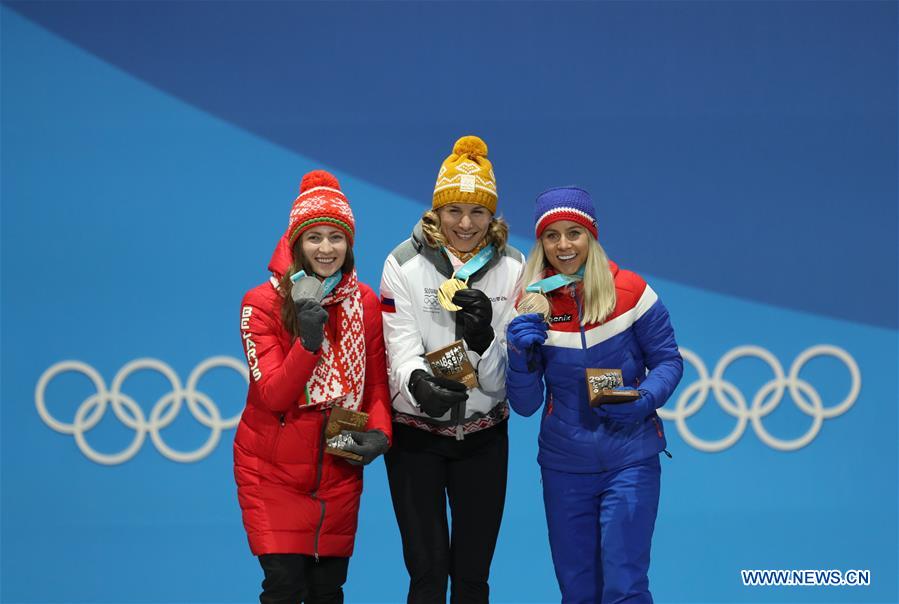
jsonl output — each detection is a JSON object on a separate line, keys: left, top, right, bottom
{"left": 516, "top": 291, "right": 551, "bottom": 321}
{"left": 437, "top": 278, "right": 468, "bottom": 311}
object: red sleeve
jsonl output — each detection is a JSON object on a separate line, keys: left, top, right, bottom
{"left": 359, "top": 284, "right": 393, "bottom": 444}
{"left": 240, "top": 287, "right": 322, "bottom": 413}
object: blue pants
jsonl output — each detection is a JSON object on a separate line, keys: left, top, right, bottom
{"left": 541, "top": 455, "right": 661, "bottom": 604}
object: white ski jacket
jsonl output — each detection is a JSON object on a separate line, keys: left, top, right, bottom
{"left": 380, "top": 221, "right": 525, "bottom": 436}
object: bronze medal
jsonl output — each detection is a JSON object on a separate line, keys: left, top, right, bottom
{"left": 437, "top": 278, "right": 468, "bottom": 311}
{"left": 516, "top": 291, "right": 551, "bottom": 321}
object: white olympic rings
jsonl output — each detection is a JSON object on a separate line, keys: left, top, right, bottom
{"left": 35, "top": 357, "right": 247, "bottom": 465}
{"left": 35, "top": 345, "right": 861, "bottom": 461}
{"left": 659, "top": 345, "right": 861, "bottom": 452}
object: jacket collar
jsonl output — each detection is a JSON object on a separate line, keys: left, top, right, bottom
{"left": 411, "top": 220, "right": 502, "bottom": 283}
{"left": 543, "top": 259, "right": 619, "bottom": 295}
{"left": 267, "top": 235, "right": 293, "bottom": 281}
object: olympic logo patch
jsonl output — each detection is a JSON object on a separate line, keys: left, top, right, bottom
{"left": 661, "top": 345, "right": 861, "bottom": 452}
{"left": 35, "top": 357, "right": 246, "bottom": 465}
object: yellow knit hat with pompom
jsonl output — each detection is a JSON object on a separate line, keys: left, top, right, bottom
{"left": 432, "top": 135, "right": 497, "bottom": 213}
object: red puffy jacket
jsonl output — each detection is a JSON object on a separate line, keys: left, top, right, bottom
{"left": 233, "top": 262, "right": 392, "bottom": 557}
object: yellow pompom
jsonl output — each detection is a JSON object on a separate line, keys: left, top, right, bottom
{"left": 453, "top": 135, "right": 488, "bottom": 158}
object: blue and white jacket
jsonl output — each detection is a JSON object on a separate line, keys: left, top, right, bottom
{"left": 506, "top": 261, "right": 683, "bottom": 473}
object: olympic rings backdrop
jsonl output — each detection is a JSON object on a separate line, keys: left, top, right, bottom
{"left": 2, "top": 3, "right": 896, "bottom": 603}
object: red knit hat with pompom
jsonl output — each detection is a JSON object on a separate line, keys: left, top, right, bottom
{"left": 286, "top": 170, "right": 355, "bottom": 245}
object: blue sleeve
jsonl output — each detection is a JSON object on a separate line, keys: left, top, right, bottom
{"left": 632, "top": 298, "right": 683, "bottom": 410}
{"left": 505, "top": 344, "right": 546, "bottom": 417}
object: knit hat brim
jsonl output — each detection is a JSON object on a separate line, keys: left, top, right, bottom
{"left": 535, "top": 206, "right": 598, "bottom": 239}
{"left": 534, "top": 186, "right": 598, "bottom": 239}
{"left": 432, "top": 135, "right": 498, "bottom": 213}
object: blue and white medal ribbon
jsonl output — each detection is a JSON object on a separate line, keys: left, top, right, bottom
{"left": 518, "top": 265, "right": 585, "bottom": 320}
{"left": 437, "top": 244, "right": 495, "bottom": 311}
{"left": 290, "top": 270, "right": 342, "bottom": 299}
{"left": 448, "top": 244, "right": 496, "bottom": 281}
{"left": 525, "top": 265, "right": 585, "bottom": 294}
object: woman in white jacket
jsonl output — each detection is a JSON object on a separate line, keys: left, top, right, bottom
{"left": 379, "top": 135, "right": 524, "bottom": 603}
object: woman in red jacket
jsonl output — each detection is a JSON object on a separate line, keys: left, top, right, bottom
{"left": 234, "top": 170, "right": 392, "bottom": 604}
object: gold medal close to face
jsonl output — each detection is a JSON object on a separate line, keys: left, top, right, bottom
{"left": 516, "top": 292, "right": 551, "bottom": 321}
{"left": 438, "top": 279, "right": 468, "bottom": 311}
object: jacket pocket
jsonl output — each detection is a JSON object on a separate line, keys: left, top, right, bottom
{"left": 622, "top": 347, "right": 642, "bottom": 387}
{"left": 269, "top": 410, "right": 322, "bottom": 466}
{"left": 266, "top": 412, "right": 286, "bottom": 461}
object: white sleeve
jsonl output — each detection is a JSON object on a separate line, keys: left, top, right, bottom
{"left": 380, "top": 255, "right": 429, "bottom": 406}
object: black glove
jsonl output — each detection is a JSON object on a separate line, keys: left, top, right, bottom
{"left": 409, "top": 369, "right": 469, "bottom": 418}
{"left": 341, "top": 429, "right": 389, "bottom": 466}
{"left": 293, "top": 297, "right": 328, "bottom": 352}
{"left": 452, "top": 288, "right": 494, "bottom": 355}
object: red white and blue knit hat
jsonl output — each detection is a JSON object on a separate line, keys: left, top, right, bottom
{"left": 534, "top": 186, "right": 598, "bottom": 239}
{"left": 286, "top": 170, "right": 355, "bottom": 245}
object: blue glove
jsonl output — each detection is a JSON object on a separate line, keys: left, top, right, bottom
{"left": 507, "top": 313, "right": 548, "bottom": 371}
{"left": 598, "top": 388, "right": 656, "bottom": 422}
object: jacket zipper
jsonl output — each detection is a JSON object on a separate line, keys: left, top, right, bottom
{"left": 453, "top": 311, "right": 467, "bottom": 441}
{"left": 573, "top": 286, "right": 606, "bottom": 471}
{"left": 572, "top": 286, "right": 588, "bottom": 364}
{"left": 311, "top": 408, "right": 329, "bottom": 561}
{"left": 268, "top": 413, "right": 287, "bottom": 460}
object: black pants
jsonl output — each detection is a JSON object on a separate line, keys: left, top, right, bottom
{"left": 385, "top": 421, "right": 509, "bottom": 604}
{"left": 258, "top": 554, "right": 349, "bottom": 604}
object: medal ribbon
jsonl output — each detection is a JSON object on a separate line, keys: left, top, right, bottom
{"left": 444, "top": 244, "right": 496, "bottom": 281}
{"left": 290, "top": 270, "right": 342, "bottom": 298}
{"left": 525, "top": 265, "right": 586, "bottom": 294}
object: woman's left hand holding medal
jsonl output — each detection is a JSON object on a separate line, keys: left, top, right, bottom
{"left": 506, "top": 314, "right": 548, "bottom": 370}
{"left": 339, "top": 429, "right": 390, "bottom": 466}
{"left": 451, "top": 288, "right": 494, "bottom": 355}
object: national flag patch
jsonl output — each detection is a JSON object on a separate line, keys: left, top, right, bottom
{"left": 380, "top": 296, "right": 396, "bottom": 313}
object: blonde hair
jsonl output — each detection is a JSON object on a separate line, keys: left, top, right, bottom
{"left": 420, "top": 209, "right": 508, "bottom": 254}
{"left": 520, "top": 236, "right": 616, "bottom": 325}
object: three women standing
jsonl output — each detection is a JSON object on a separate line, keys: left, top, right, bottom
{"left": 380, "top": 136, "right": 524, "bottom": 603}
{"left": 234, "top": 151, "right": 681, "bottom": 604}
{"left": 506, "top": 186, "right": 683, "bottom": 604}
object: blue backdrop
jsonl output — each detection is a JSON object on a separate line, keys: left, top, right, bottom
{"left": 1, "top": 2, "right": 896, "bottom": 603}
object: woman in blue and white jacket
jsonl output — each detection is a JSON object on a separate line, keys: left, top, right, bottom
{"left": 506, "top": 186, "right": 683, "bottom": 604}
